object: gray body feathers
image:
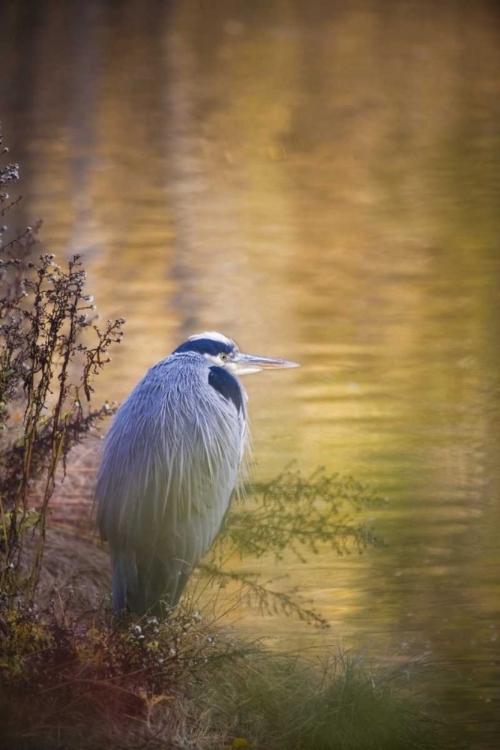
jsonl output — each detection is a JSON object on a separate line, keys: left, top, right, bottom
{"left": 96, "top": 352, "right": 247, "bottom": 615}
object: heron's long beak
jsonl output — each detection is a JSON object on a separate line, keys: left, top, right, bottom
{"left": 232, "top": 352, "right": 300, "bottom": 375}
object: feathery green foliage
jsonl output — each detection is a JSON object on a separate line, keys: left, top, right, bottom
{"left": 224, "top": 466, "right": 385, "bottom": 562}
{"left": 195, "top": 467, "right": 385, "bottom": 628}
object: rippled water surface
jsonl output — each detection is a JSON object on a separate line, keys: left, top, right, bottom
{"left": 2, "top": 1, "right": 500, "bottom": 746}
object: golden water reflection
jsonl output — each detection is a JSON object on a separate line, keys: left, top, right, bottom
{"left": 2, "top": 0, "right": 500, "bottom": 745}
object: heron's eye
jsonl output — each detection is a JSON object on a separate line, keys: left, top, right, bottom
{"left": 220, "top": 353, "right": 228, "bottom": 362}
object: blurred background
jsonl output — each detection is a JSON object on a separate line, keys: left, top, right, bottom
{"left": 1, "top": 0, "right": 499, "bottom": 745}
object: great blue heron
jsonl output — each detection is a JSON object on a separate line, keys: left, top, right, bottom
{"left": 96, "top": 331, "right": 299, "bottom": 617}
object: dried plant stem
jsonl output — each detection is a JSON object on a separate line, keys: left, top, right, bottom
{"left": 0, "top": 128, "right": 125, "bottom": 602}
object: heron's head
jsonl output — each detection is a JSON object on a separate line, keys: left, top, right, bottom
{"left": 172, "top": 331, "right": 300, "bottom": 375}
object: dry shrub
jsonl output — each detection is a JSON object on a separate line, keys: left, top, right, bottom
{"left": 0, "top": 588, "right": 246, "bottom": 750}
{"left": 0, "top": 128, "right": 124, "bottom": 601}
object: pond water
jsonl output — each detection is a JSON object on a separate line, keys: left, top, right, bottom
{"left": 2, "top": 0, "right": 500, "bottom": 746}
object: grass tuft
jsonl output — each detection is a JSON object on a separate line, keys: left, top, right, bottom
{"left": 0, "top": 591, "right": 443, "bottom": 750}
